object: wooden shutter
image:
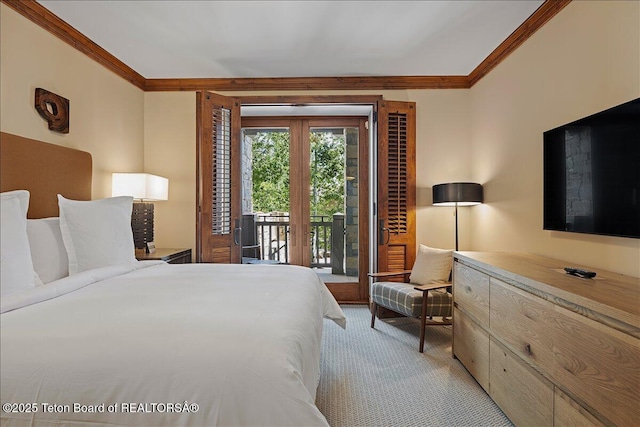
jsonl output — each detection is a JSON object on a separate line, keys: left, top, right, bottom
{"left": 377, "top": 100, "right": 416, "bottom": 274}
{"left": 197, "top": 91, "right": 242, "bottom": 263}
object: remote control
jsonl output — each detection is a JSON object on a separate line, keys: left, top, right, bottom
{"left": 564, "top": 267, "right": 596, "bottom": 279}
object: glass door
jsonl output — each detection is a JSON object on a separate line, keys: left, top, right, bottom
{"left": 241, "top": 116, "right": 368, "bottom": 302}
{"left": 308, "top": 125, "right": 359, "bottom": 283}
{"left": 240, "top": 120, "right": 291, "bottom": 264}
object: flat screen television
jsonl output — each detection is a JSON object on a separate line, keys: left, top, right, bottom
{"left": 543, "top": 97, "right": 640, "bottom": 239}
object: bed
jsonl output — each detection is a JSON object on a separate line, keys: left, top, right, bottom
{"left": 0, "top": 133, "right": 346, "bottom": 426}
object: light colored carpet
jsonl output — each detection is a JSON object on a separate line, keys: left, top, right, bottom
{"left": 316, "top": 305, "right": 512, "bottom": 427}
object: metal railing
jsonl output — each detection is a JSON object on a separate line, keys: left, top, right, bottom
{"left": 310, "top": 215, "right": 332, "bottom": 268}
{"left": 255, "top": 214, "right": 290, "bottom": 263}
{"left": 253, "top": 214, "right": 341, "bottom": 268}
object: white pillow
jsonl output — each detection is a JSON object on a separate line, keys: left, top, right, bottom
{"left": 1, "top": 190, "right": 39, "bottom": 295}
{"left": 409, "top": 244, "right": 453, "bottom": 285}
{"left": 27, "top": 217, "right": 69, "bottom": 283}
{"left": 58, "top": 195, "right": 136, "bottom": 274}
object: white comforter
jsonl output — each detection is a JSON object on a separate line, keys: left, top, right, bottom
{"left": 0, "top": 262, "right": 345, "bottom": 427}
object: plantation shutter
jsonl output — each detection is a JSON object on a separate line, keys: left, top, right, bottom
{"left": 376, "top": 100, "right": 416, "bottom": 274}
{"left": 197, "top": 91, "right": 242, "bottom": 263}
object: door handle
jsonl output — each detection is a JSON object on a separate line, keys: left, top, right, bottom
{"left": 233, "top": 219, "right": 241, "bottom": 246}
{"left": 379, "top": 219, "right": 390, "bottom": 245}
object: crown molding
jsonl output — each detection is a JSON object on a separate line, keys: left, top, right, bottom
{"left": 4, "top": 0, "right": 570, "bottom": 92}
{"left": 2, "top": 0, "right": 146, "bottom": 90}
{"left": 144, "top": 75, "right": 469, "bottom": 91}
{"left": 468, "top": 0, "right": 572, "bottom": 87}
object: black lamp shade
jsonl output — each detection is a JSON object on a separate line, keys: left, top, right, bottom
{"left": 433, "top": 182, "right": 483, "bottom": 206}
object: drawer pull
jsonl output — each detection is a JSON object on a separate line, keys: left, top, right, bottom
{"left": 525, "top": 343, "right": 533, "bottom": 355}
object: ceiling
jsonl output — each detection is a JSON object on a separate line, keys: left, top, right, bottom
{"left": 37, "top": 0, "right": 544, "bottom": 80}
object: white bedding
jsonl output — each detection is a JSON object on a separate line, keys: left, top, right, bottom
{"left": 0, "top": 262, "right": 345, "bottom": 426}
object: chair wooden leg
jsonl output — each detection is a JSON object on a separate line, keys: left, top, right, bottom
{"left": 419, "top": 291, "right": 428, "bottom": 353}
{"left": 371, "top": 302, "right": 377, "bottom": 328}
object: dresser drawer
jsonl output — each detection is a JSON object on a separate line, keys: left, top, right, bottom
{"left": 554, "top": 389, "right": 606, "bottom": 427}
{"left": 490, "top": 279, "right": 640, "bottom": 427}
{"left": 453, "top": 307, "right": 489, "bottom": 391}
{"left": 453, "top": 261, "right": 490, "bottom": 327}
{"left": 489, "top": 278, "right": 555, "bottom": 369}
{"left": 489, "top": 337, "right": 554, "bottom": 427}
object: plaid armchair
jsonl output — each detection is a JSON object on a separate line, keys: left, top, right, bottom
{"left": 369, "top": 246, "right": 453, "bottom": 353}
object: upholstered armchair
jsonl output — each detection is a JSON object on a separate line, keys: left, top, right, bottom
{"left": 369, "top": 245, "right": 453, "bottom": 353}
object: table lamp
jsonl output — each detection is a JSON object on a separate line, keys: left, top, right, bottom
{"left": 112, "top": 173, "right": 169, "bottom": 252}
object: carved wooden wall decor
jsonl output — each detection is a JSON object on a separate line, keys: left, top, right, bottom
{"left": 35, "top": 88, "right": 69, "bottom": 133}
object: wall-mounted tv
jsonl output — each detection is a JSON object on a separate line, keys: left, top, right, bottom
{"left": 543, "top": 97, "right": 640, "bottom": 239}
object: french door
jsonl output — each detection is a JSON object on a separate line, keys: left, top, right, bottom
{"left": 241, "top": 117, "right": 368, "bottom": 302}
{"left": 240, "top": 118, "right": 308, "bottom": 265}
{"left": 197, "top": 92, "right": 415, "bottom": 302}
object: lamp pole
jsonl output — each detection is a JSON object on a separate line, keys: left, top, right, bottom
{"left": 454, "top": 202, "right": 459, "bottom": 251}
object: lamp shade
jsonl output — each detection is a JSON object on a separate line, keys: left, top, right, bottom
{"left": 433, "top": 182, "right": 483, "bottom": 206}
{"left": 112, "top": 173, "right": 168, "bottom": 201}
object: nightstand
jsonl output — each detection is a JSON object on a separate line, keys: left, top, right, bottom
{"left": 135, "top": 248, "right": 192, "bottom": 264}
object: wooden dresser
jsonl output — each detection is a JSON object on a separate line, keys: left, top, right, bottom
{"left": 452, "top": 252, "right": 639, "bottom": 427}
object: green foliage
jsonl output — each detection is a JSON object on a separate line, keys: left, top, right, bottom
{"left": 310, "top": 131, "right": 345, "bottom": 217}
{"left": 249, "top": 130, "right": 345, "bottom": 218}
{"left": 250, "top": 131, "right": 290, "bottom": 213}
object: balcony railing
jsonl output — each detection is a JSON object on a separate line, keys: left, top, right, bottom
{"left": 255, "top": 214, "right": 290, "bottom": 263}
{"left": 248, "top": 214, "right": 344, "bottom": 270}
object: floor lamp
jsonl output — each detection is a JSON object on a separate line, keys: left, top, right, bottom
{"left": 432, "top": 182, "right": 483, "bottom": 251}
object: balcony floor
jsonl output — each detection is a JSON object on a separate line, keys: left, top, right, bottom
{"left": 314, "top": 268, "right": 359, "bottom": 284}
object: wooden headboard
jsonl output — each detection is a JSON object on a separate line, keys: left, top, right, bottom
{"left": 0, "top": 132, "right": 92, "bottom": 218}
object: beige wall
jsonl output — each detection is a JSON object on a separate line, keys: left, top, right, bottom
{"left": 413, "top": 89, "right": 472, "bottom": 250}
{"left": 0, "top": 4, "right": 145, "bottom": 199}
{"left": 469, "top": 0, "right": 640, "bottom": 277}
{"left": 143, "top": 92, "right": 197, "bottom": 250}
